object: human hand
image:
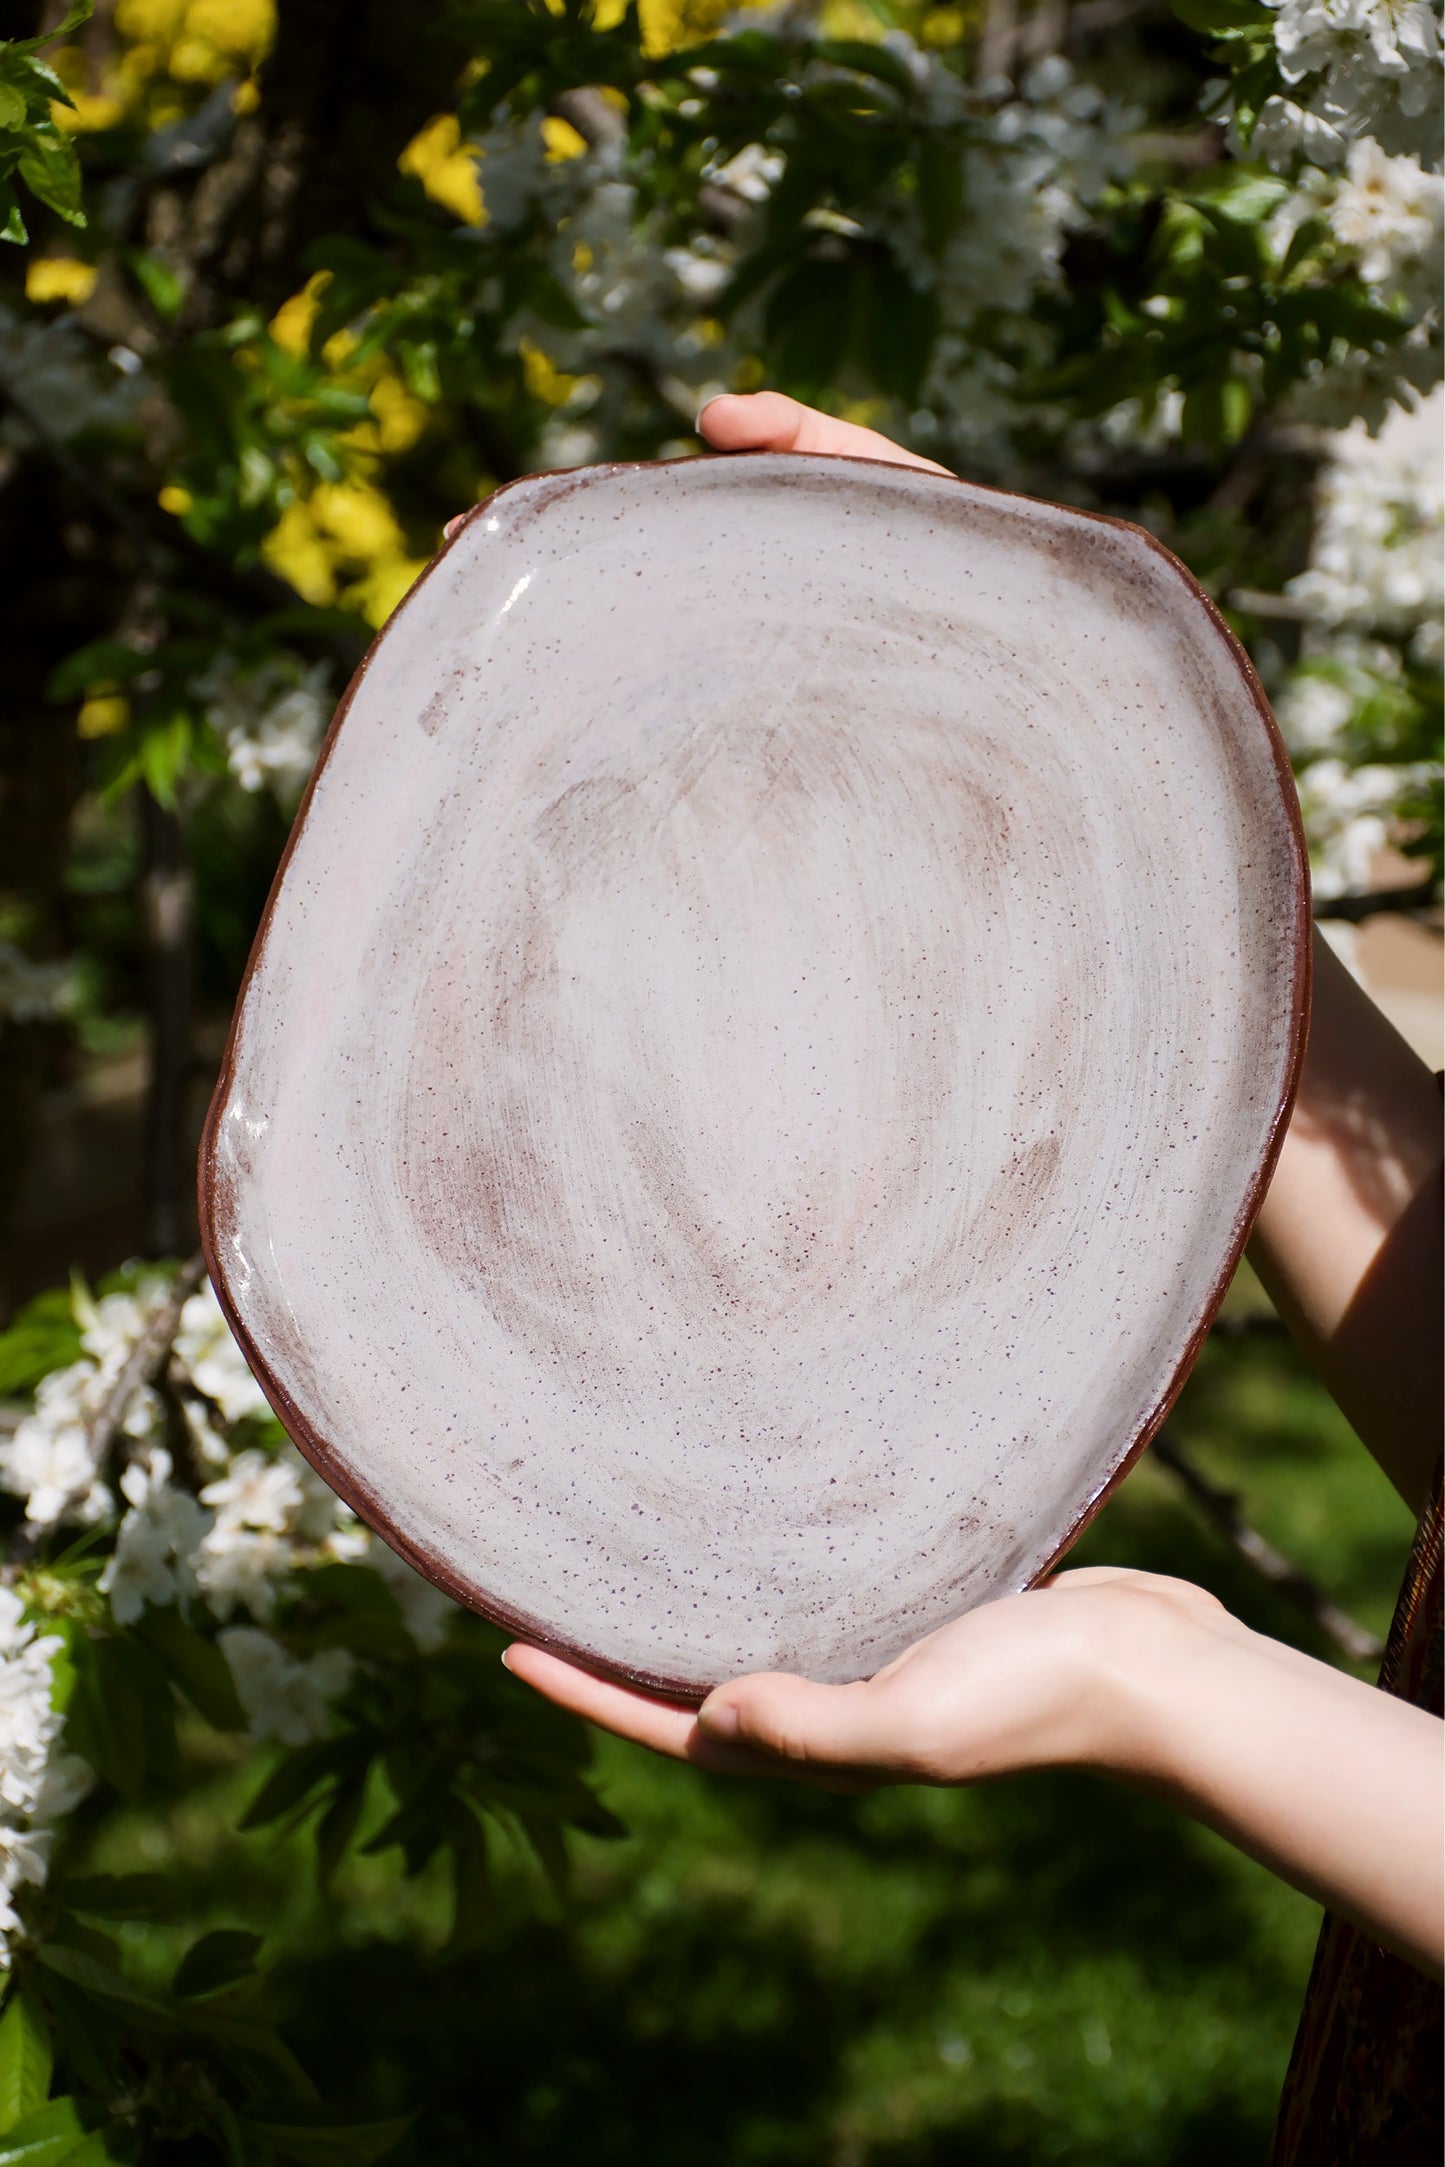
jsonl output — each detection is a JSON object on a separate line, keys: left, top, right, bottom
{"left": 441, "top": 390, "right": 952, "bottom": 542}
{"left": 692, "top": 388, "right": 952, "bottom": 475}
{"left": 502, "top": 1567, "right": 1232, "bottom": 1792}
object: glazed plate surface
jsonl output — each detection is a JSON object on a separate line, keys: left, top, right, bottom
{"left": 201, "top": 453, "right": 1308, "bottom": 1697}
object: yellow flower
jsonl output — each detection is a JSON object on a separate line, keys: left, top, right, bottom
{"left": 368, "top": 372, "right": 429, "bottom": 454}
{"left": 115, "top": 0, "right": 188, "bottom": 41}
{"left": 344, "top": 556, "right": 430, "bottom": 629}
{"left": 920, "top": 6, "right": 971, "bottom": 48}
{"left": 52, "top": 87, "right": 124, "bottom": 132}
{"left": 268, "top": 271, "right": 332, "bottom": 359}
{"left": 77, "top": 694, "right": 130, "bottom": 739}
{"left": 185, "top": 0, "right": 276, "bottom": 64}
{"left": 638, "top": 0, "right": 767, "bottom": 56}
{"left": 541, "top": 115, "right": 588, "bottom": 163}
{"left": 261, "top": 501, "right": 337, "bottom": 606}
{"left": 168, "top": 33, "right": 228, "bottom": 82}
{"left": 25, "top": 258, "right": 97, "bottom": 306}
{"left": 309, "top": 480, "right": 404, "bottom": 561}
{"left": 397, "top": 115, "right": 485, "bottom": 227}
{"left": 158, "top": 484, "right": 193, "bottom": 515}
{"left": 519, "top": 338, "right": 595, "bottom": 409}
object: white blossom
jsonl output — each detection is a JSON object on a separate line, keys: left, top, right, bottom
{"left": 196, "top": 657, "right": 331, "bottom": 799}
{"left": 1328, "top": 139, "right": 1443, "bottom": 302}
{"left": 1287, "top": 419, "right": 1444, "bottom": 637}
{"left": 1278, "top": 393, "right": 1442, "bottom": 886}
{"left": 705, "top": 142, "right": 784, "bottom": 205}
{"left": 31, "top": 1754, "right": 94, "bottom": 1824}
{"left": 1265, "top": 0, "right": 1444, "bottom": 161}
{"left": 0, "top": 1279, "right": 180, "bottom": 1531}
{"left": 0, "top": 1364, "right": 114, "bottom": 1530}
{"left": 174, "top": 1284, "right": 270, "bottom": 1425}
{"left": 1295, "top": 754, "right": 1435, "bottom": 892}
{"left": 1249, "top": 94, "right": 1349, "bottom": 168}
{"left": 196, "top": 1443, "right": 351, "bottom": 1620}
{"left": 99, "top": 1449, "right": 210, "bottom": 1626}
{"left": 368, "top": 1542, "right": 456, "bottom": 1654}
{"left": 0, "top": 946, "right": 75, "bottom": 1026}
{"left": 218, "top": 1627, "right": 354, "bottom": 1746}
{"left": 1274, "top": 664, "right": 1358, "bottom": 752}
{"left": 0, "top": 1589, "right": 79, "bottom": 1967}
{"left": 662, "top": 245, "right": 731, "bottom": 305}
{"left": 1271, "top": 0, "right": 1439, "bottom": 95}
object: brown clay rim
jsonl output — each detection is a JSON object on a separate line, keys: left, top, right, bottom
{"left": 198, "top": 449, "right": 1313, "bottom": 1706}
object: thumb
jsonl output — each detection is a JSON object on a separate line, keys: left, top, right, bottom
{"left": 698, "top": 1671, "right": 883, "bottom": 1771}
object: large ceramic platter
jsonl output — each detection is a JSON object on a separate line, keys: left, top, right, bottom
{"left": 200, "top": 453, "right": 1309, "bottom": 1698}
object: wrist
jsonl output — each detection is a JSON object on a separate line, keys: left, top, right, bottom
{"left": 1051, "top": 1578, "right": 1243, "bottom": 1784}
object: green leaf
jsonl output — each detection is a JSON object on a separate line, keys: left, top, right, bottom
{"left": 314, "top": 1779, "right": 366, "bottom": 1889}
{"left": 0, "top": 1997, "right": 51, "bottom": 2138}
{"left": 63, "top": 1636, "right": 176, "bottom": 1801}
{"left": 173, "top": 1930, "right": 263, "bottom": 2002}
{"left": 859, "top": 256, "right": 938, "bottom": 406}
{"left": 57, "top": 1874, "right": 180, "bottom": 1923}
{"left": 812, "top": 37, "right": 915, "bottom": 94}
{"left": 33, "top": 1983, "right": 116, "bottom": 2101}
{"left": 127, "top": 251, "right": 184, "bottom": 323}
{"left": 8, "top": 60, "right": 75, "bottom": 112}
{"left": 0, "top": 1289, "right": 83, "bottom": 1395}
{"left": 246, "top": 2116, "right": 414, "bottom": 2167}
{"left": 0, "top": 186, "right": 26, "bottom": 246}
{"left": 447, "top": 1805, "right": 491, "bottom": 1952}
{"left": 35, "top": 1947, "right": 172, "bottom": 2025}
{"left": 240, "top": 1738, "right": 362, "bottom": 1831}
{"left": 6, "top": 2, "right": 95, "bottom": 56}
{"left": 45, "top": 639, "right": 154, "bottom": 703}
{"left": 15, "top": 133, "right": 84, "bottom": 228}
{"left": 0, "top": 86, "right": 25, "bottom": 132}
{"left": 133, "top": 1609, "right": 246, "bottom": 1732}
{"left": 916, "top": 132, "right": 963, "bottom": 261}
{"left": 1180, "top": 372, "right": 1255, "bottom": 447}
{"left": 1188, "top": 168, "right": 1289, "bottom": 226}
{"left": 765, "top": 255, "right": 854, "bottom": 398}
{"left": 0, "top": 2097, "right": 112, "bottom": 2167}
{"left": 137, "top": 711, "right": 195, "bottom": 810}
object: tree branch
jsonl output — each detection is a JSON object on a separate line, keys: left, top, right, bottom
{"left": 1314, "top": 881, "right": 1441, "bottom": 925}
{"left": 1150, "top": 1426, "right": 1385, "bottom": 1666}
{"left": 83, "top": 1250, "right": 207, "bottom": 1471}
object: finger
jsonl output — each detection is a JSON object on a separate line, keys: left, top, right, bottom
{"left": 699, "top": 1671, "right": 897, "bottom": 1772}
{"left": 697, "top": 391, "right": 950, "bottom": 476}
{"left": 501, "top": 1644, "right": 792, "bottom": 1779}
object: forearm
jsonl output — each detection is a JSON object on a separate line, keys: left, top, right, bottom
{"left": 1248, "top": 929, "right": 1443, "bottom": 1511}
{"left": 1098, "top": 1599, "right": 1444, "bottom": 1975}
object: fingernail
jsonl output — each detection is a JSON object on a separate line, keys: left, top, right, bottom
{"left": 695, "top": 394, "right": 726, "bottom": 433}
{"left": 500, "top": 1647, "right": 515, "bottom": 1673}
{"left": 697, "top": 1697, "right": 738, "bottom": 1738}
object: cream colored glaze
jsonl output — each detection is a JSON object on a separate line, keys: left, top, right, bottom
{"left": 204, "top": 454, "right": 1306, "bottom": 1693}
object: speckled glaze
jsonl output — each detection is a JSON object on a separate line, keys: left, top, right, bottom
{"left": 200, "top": 452, "right": 1309, "bottom": 1699}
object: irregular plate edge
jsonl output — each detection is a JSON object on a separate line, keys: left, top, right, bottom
{"left": 197, "top": 450, "right": 1313, "bottom": 1706}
